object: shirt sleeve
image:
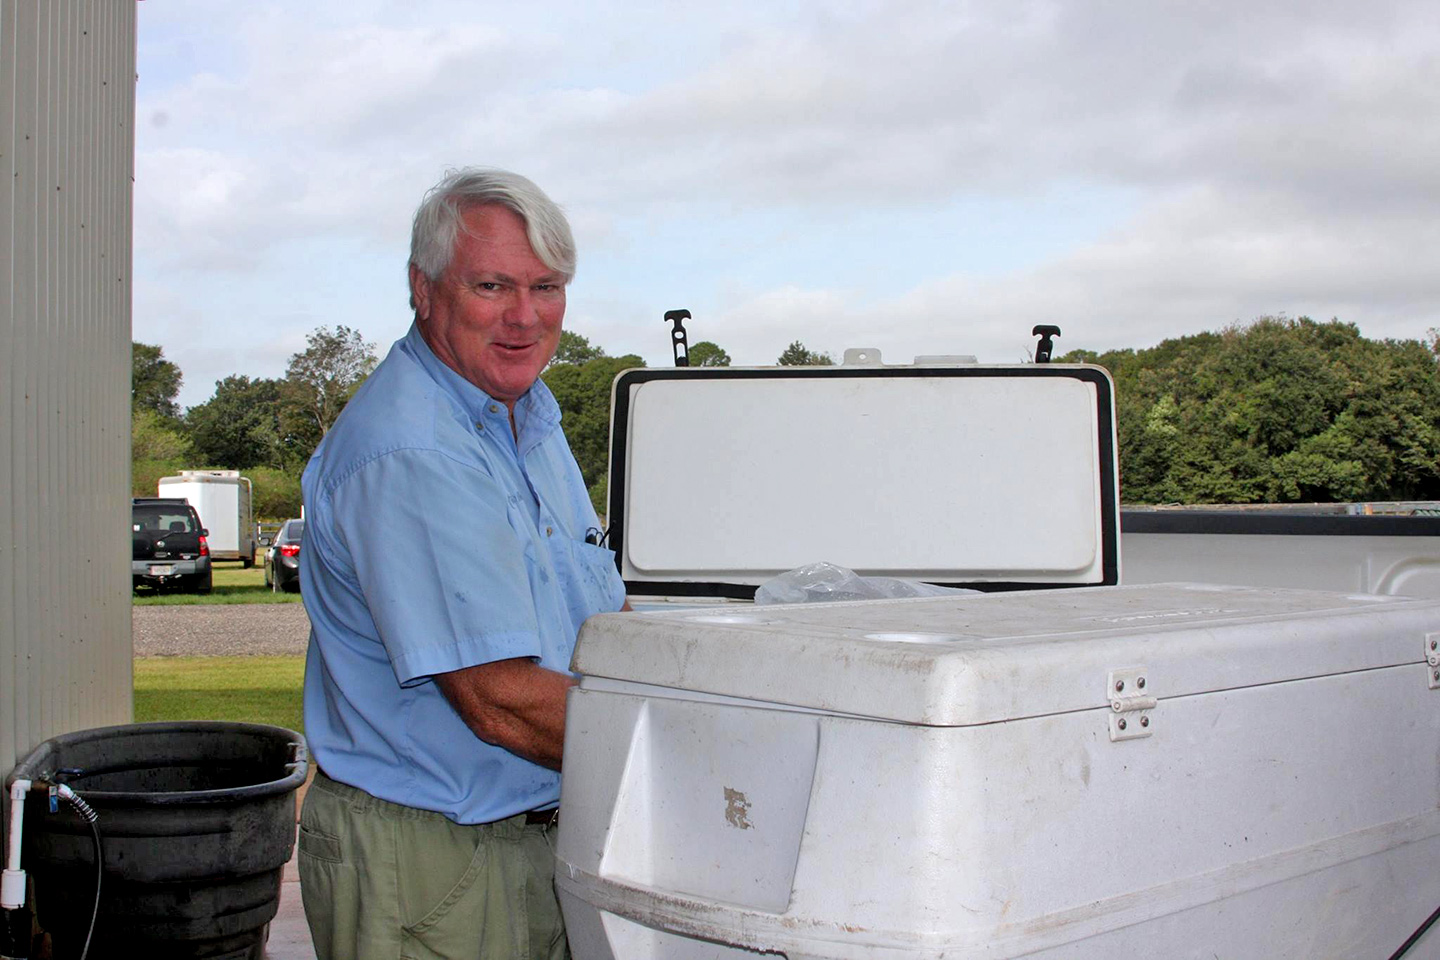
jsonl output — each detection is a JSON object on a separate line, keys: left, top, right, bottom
{"left": 331, "top": 448, "right": 541, "bottom": 686}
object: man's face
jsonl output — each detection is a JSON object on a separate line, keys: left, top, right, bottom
{"left": 410, "top": 204, "right": 566, "bottom": 410}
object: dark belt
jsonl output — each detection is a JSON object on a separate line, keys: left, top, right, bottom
{"left": 523, "top": 807, "right": 559, "bottom": 827}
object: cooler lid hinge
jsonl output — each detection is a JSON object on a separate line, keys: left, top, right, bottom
{"left": 1107, "top": 666, "right": 1156, "bottom": 741}
{"left": 1426, "top": 633, "right": 1439, "bottom": 690}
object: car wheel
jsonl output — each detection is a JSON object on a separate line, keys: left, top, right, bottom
{"left": 195, "top": 572, "right": 213, "bottom": 595}
{"left": 242, "top": 553, "right": 254, "bottom": 569}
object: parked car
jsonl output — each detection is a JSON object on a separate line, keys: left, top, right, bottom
{"left": 263, "top": 518, "right": 305, "bottom": 593}
{"left": 132, "top": 497, "right": 212, "bottom": 593}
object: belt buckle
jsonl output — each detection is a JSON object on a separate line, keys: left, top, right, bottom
{"left": 525, "top": 807, "right": 559, "bottom": 828}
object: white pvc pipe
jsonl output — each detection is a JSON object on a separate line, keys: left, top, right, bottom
{"left": 2, "top": 778, "right": 32, "bottom": 909}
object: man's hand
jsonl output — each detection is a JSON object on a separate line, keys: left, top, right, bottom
{"left": 435, "top": 658, "right": 578, "bottom": 770}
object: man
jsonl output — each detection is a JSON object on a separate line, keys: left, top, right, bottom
{"left": 297, "top": 168, "right": 628, "bottom": 960}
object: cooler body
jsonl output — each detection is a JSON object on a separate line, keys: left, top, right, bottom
{"left": 556, "top": 583, "right": 1440, "bottom": 959}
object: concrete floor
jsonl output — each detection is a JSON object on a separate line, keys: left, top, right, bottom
{"left": 264, "top": 767, "right": 316, "bottom": 960}
{"left": 266, "top": 838, "right": 315, "bottom": 960}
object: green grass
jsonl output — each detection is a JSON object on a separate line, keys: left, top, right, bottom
{"left": 133, "top": 562, "right": 303, "bottom": 605}
{"left": 134, "top": 655, "right": 305, "bottom": 732}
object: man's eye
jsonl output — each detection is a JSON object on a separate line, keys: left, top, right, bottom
{"left": 476, "top": 282, "right": 502, "bottom": 292}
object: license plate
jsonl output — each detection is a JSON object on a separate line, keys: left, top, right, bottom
{"left": 148, "top": 565, "right": 175, "bottom": 575}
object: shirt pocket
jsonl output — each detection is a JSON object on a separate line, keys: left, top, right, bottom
{"left": 560, "top": 538, "right": 626, "bottom": 616}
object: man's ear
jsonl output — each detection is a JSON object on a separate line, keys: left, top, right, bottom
{"left": 409, "top": 263, "right": 433, "bottom": 319}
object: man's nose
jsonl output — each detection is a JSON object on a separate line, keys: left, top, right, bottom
{"left": 503, "top": 288, "right": 540, "bottom": 326}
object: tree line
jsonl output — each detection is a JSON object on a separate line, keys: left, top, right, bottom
{"left": 131, "top": 328, "right": 795, "bottom": 519}
{"left": 1061, "top": 317, "right": 1440, "bottom": 504}
{"left": 134, "top": 317, "right": 1440, "bottom": 520}
{"left": 132, "top": 326, "right": 379, "bottom": 519}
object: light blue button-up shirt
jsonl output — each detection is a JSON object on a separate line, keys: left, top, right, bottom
{"left": 300, "top": 324, "right": 626, "bottom": 824}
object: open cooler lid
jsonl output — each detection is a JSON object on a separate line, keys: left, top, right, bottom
{"left": 606, "top": 360, "right": 1120, "bottom": 598}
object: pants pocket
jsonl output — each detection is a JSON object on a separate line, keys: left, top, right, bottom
{"left": 298, "top": 821, "right": 343, "bottom": 863}
{"left": 400, "top": 827, "right": 526, "bottom": 960}
{"left": 403, "top": 831, "right": 488, "bottom": 936}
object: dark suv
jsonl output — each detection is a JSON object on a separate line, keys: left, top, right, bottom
{"left": 132, "top": 498, "right": 213, "bottom": 593}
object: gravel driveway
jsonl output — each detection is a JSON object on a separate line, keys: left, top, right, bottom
{"left": 133, "top": 603, "right": 311, "bottom": 657}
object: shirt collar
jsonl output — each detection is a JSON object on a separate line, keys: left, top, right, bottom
{"left": 401, "top": 323, "right": 562, "bottom": 439}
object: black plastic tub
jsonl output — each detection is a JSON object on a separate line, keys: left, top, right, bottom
{"left": 7, "top": 721, "right": 308, "bottom": 960}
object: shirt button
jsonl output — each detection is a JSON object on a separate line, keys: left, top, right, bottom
{"left": 489, "top": 404, "right": 501, "bottom": 414}
{"left": 546, "top": 526, "right": 553, "bottom": 536}
{"left": 475, "top": 422, "right": 484, "bottom": 431}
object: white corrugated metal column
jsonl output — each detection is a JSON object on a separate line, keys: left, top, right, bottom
{"left": 1, "top": 0, "right": 136, "bottom": 778}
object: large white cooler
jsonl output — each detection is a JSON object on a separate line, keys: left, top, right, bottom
{"left": 555, "top": 357, "right": 1440, "bottom": 959}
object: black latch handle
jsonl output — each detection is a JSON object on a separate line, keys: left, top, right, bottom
{"left": 665, "top": 309, "right": 691, "bottom": 367}
{"left": 1032, "top": 325, "right": 1061, "bottom": 363}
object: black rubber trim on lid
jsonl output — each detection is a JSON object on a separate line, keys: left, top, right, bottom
{"left": 1122, "top": 510, "right": 1440, "bottom": 537}
{"left": 605, "top": 365, "right": 1120, "bottom": 597}
{"left": 618, "top": 578, "right": 1103, "bottom": 601}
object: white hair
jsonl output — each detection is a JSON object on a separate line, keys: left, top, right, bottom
{"left": 408, "top": 168, "right": 576, "bottom": 293}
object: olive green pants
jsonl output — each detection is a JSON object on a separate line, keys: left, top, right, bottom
{"left": 298, "top": 769, "right": 569, "bottom": 960}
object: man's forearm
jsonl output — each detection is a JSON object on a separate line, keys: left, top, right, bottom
{"left": 435, "top": 658, "right": 578, "bottom": 770}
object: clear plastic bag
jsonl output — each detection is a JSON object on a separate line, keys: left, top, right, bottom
{"left": 753, "top": 561, "right": 978, "bottom": 605}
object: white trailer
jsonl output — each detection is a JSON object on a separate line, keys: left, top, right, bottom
{"left": 157, "top": 470, "right": 256, "bottom": 566}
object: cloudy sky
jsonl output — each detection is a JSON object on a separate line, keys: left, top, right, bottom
{"left": 135, "top": 0, "right": 1440, "bottom": 410}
